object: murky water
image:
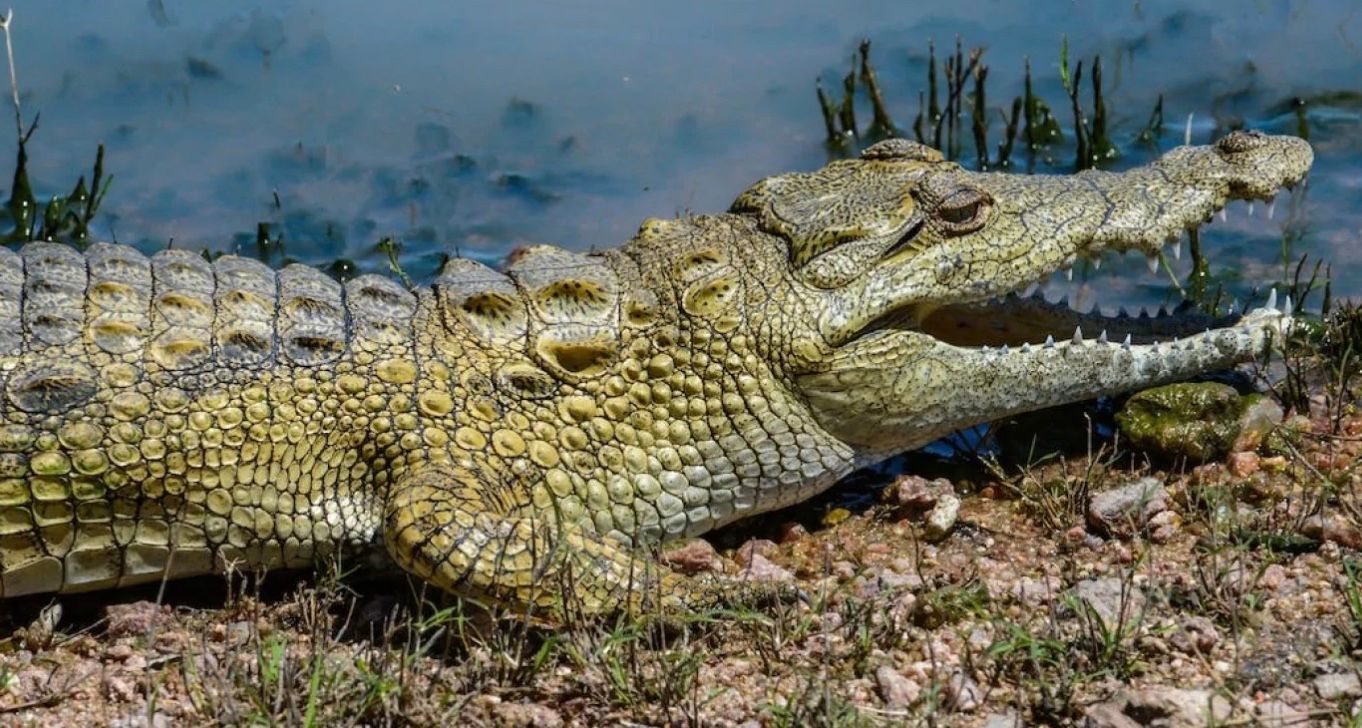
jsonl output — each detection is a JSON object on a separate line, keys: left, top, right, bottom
{"left": 5, "top": 0, "right": 1362, "bottom": 310}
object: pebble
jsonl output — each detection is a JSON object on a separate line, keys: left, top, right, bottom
{"left": 1086, "top": 476, "right": 1167, "bottom": 539}
{"left": 1300, "top": 514, "right": 1362, "bottom": 549}
{"left": 1314, "top": 671, "right": 1362, "bottom": 700}
{"left": 492, "top": 701, "right": 564, "bottom": 728}
{"left": 736, "top": 552, "right": 794, "bottom": 583}
{"left": 875, "top": 665, "right": 921, "bottom": 708}
{"left": 1227, "top": 450, "right": 1260, "bottom": 477}
{"left": 1070, "top": 576, "right": 1147, "bottom": 632}
{"left": 1169, "top": 616, "right": 1219, "bottom": 656}
{"left": 980, "top": 711, "right": 1023, "bottom": 728}
{"left": 735, "top": 539, "right": 778, "bottom": 566}
{"left": 885, "top": 475, "right": 954, "bottom": 512}
{"left": 924, "top": 494, "right": 960, "bottom": 542}
{"left": 105, "top": 602, "right": 171, "bottom": 638}
{"left": 946, "top": 671, "right": 982, "bottom": 712}
{"left": 1085, "top": 687, "right": 1231, "bottom": 727}
{"left": 1233, "top": 395, "right": 1284, "bottom": 452}
{"left": 661, "top": 538, "right": 722, "bottom": 575}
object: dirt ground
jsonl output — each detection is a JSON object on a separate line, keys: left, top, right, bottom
{"left": 2, "top": 380, "right": 1361, "bottom": 726}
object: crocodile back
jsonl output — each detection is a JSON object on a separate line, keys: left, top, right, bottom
{"left": 0, "top": 242, "right": 417, "bottom": 598}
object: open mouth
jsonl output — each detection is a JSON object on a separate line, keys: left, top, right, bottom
{"left": 853, "top": 179, "right": 1307, "bottom": 352}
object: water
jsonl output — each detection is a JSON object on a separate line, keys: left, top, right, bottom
{"left": 5, "top": 0, "right": 1362, "bottom": 310}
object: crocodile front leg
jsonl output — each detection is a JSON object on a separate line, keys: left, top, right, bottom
{"left": 799, "top": 306, "right": 1290, "bottom": 456}
{"left": 385, "top": 464, "right": 715, "bottom": 619}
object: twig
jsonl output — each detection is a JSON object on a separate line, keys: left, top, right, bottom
{"left": 0, "top": 9, "right": 21, "bottom": 144}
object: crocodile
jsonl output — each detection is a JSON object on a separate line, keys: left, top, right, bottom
{"left": 0, "top": 130, "right": 1311, "bottom": 619}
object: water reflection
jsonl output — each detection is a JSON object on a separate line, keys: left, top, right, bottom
{"left": 6, "top": 0, "right": 1361, "bottom": 306}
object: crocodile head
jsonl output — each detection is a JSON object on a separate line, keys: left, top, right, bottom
{"left": 731, "top": 130, "right": 1312, "bottom": 455}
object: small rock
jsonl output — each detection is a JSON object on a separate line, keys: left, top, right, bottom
{"left": 1314, "top": 671, "right": 1362, "bottom": 700}
{"left": 1116, "top": 382, "right": 1280, "bottom": 461}
{"left": 104, "top": 675, "right": 138, "bottom": 702}
{"left": 737, "top": 552, "right": 794, "bottom": 583}
{"left": 492, "top": 701, "right": 564, "bottom": 728}
{"left": 1227, "top": 451, "right": 1260, "bottom": 477}
{"left": 105, "top": 601, "right": 171, "bottom": 638}
{"left": 110, "top": 714, "right": 171, "bottom": 728}
{"left": 1169, "top": 616, "right": 1219, "bottom": 656}
{"left": 1147, "top": 510, "right": 1180, "bottom": 543}
{"left": 888, "top": 591, "right": 918, "bottom": 623}
{"left": 878, "top": 569, "right": 922, "bottom": 590}
{"left": 1234, "top": 395, "right": 1285, "bottom": 452}
{"left": 980, "top": 711, "right": 1023, "bottom": 728}
{"left": 821, "top": 507, "right": 853, "bottom": 527}
{"left": 1261, "top": 563, "right": 1288, "bottom": 591}
{"left": 1260, "top": 455, "right": 1288, "bottom": 473}
{"left": 1083, "top": 700, "right": 1143, "bottom": 728}
{"left": 830, "top": 560, "right": 857, "bottom": 581}
{"left": 735, "top": 539, "right": 778, "bottom": 567}
{"left": 1012, "top": 577, "right": 1056, "bottom": 606}
{"left": 661, "top": 538, "right": 721, "bottom": 575}
{"left": 779, "top": 521, "right": 809, "bottom": 543}
{"left": 1124, "top": 687, "right": 1232, "bottom": 727}
{"left": 1062, "top": 525, "right": 1088, "bottom": 548}
{"left": 1086, "top": 687, "right": 1231, "bottom": 727}
{"left": 106, "top": 643, "right": 135, "bottom": 662}
{"left": 886, "top": 475, "right": 954, "bottom": 513}
{"left": 875, "top": 665, "right": 921, "bottom": 708}
{"left": 1255, "top": 699, "right": 1312, "bottom": 726}
{"left": 1070, "top": 577, "right": 1146, "bottom": 632}
{"left": 946, "top": 671, "right": 982, "bottom": 712}
{"left": 1087, "top": 477, "right": 1168, "bottom": 539}
{"left": 1300, "top": 514, "right": 1362, "bottom": 550}
{"left": 924, "top": 494, "right": 960, "bottom": 542}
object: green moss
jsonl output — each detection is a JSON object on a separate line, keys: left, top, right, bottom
{"left": 1115, "top": 382, "right": 1266, "bottom": 461}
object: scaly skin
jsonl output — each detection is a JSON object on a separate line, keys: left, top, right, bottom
{"left": 0, "top": 131, "right": 1311, "bottom": 619}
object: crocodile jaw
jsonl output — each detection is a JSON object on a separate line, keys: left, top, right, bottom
{"left": 799, "top": 305, "right": 1291, "bottom": 455}
{"left": 818, "top": 131, "right": 1313, "bottom": 346}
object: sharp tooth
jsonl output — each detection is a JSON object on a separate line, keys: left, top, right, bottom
{"left": 1284, "top": 295, "right": 1293, "bottom": 317}
{"left": 1172, "top": 239, "right": 1182, "bottom": 261}
{"left": 1064, "top": 266, "right": 1074, "bottom": 281}
{"left": 1098, "top": 330, "right": 1108, "bottom": 344}
{"left": 1093, "top": 257, "right": 1102, "bottom": 270}
{"left": 1001, "top": 344, "right": 1010, "bottom": 355}
{"left": 1147, "top": 254, "right": 1159, "bottom": 275}
{"left": 1021, "top": 343, "right": 1031, "bottom": 354}
{"left": 1072, "top": 326, "right": 1083, "bottom": 344}
{"left": 1266, "top": 288, "right": 1277, "bottom": 311}
{"left": 1219, "top": 208, "right": 1228, "bottom": 223}
{"left": 1118, "top": 306, "right": 1129, "bottom": 318}
{"left": 1023, "top": 283, "right": 1039, "bottom": 298}
{"left": 1204, "top": 328, "right": 1213, "bottom": 342}
{"left": 1153, "top": 341, "right": 1162, "bottom": 354}
{"left": 1184, "top": 112, "right": 1194, "bottom": 146}
{"left": 1122, "top": 334, "right": 1132, "bottom": 350}
{"left": 1267, "top": 199, "right": 1276, "bottom": 220}
{"left": 1045, "top": 335, "right": 1055, "bottom": 349}
{"left": 1248, "top": 201, "right": 1255, "bottom": 216}
{"left": 1227, "top": 299, "right": 1238, "bottom": 315}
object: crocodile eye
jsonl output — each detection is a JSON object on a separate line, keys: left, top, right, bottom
{"left": 936, "top": 189, "right": 991, "bottom": 234}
